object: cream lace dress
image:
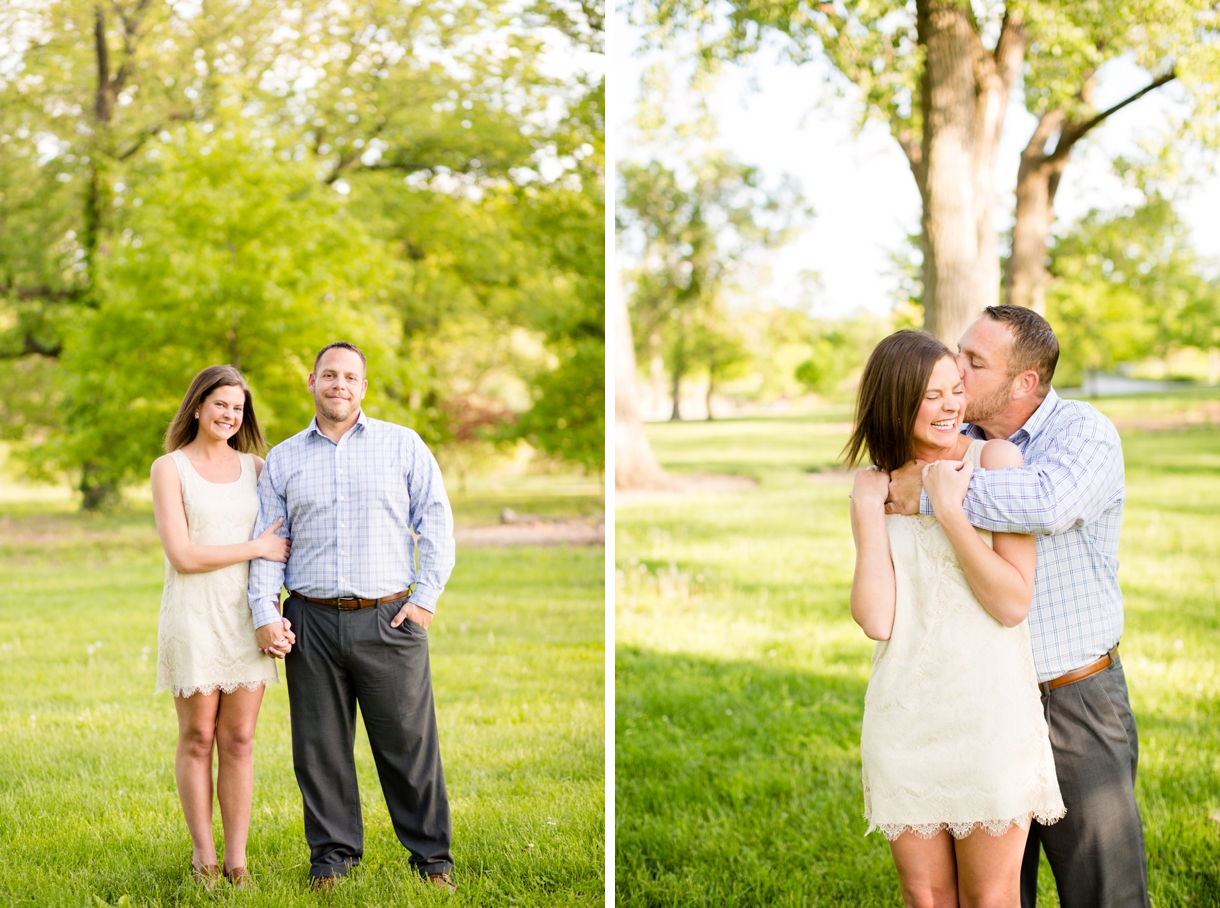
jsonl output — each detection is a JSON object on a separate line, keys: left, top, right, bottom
{"left": 860, "top": 440, "right": 1065, "bottom": 840}
{"left": 156, "top": 450, "right": 278, "bottom": 697}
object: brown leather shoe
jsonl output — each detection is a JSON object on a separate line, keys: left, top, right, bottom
{"left": 309, "top": 875, "right": 338, "bottom": 892}
{"left": 223, "top": 864, "right": 251, "bottom": 888}
{"left": 190, "top": 860, "right": 221, "bottom": 889}
{"left": 427, "top": 872, "right": 456, "bottom": 893}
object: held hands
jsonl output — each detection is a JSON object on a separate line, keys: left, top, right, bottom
{"left": 850, "top": 466, "right": 891, "bottom": 510}
{"left": 256, "top": 518, "right": 291, "bottom": 563}
{"left": 922, "top": 459, "right": 974, "bottom": 514}
{"left": 390, "top": 601, "right": 433, "bottom": 630}
{"left": 256, "top": 617, "right": 296, "bottom": 659}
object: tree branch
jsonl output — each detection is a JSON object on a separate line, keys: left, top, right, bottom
{"left": 94, "top": 4, "right": 111, "bottom": 123}
{"left": 13, "top": 286, "right": 78, "bottom": 301}
{"left": 111, "top": 0, "right": 155, "bottom": 98}
{"left": 1050, "top": 69, "right": 1177, "bottom": 163}
{"left": 114, "top": 111, "right": 191, "bottom": 161}
{"left": 1019, "top": 108, "right": 1066, "bottom": 166}
{"left": 993, "top": 9, "right": 1026, "bottom": 94}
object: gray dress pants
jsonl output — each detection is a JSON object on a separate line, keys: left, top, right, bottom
{"left": 283, "top": 596, "right": 453, "bottom": 880}
{"left": 1020, "top": 656, "right": 1150, "bottom": 908}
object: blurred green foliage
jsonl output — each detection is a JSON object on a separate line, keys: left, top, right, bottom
{"left": 0, "top": 0, "right": 604, "bottom": 506}
{"left": 618, "top": 151, "right": 807, "bottom": 418}
{"left": 1046, "top": 194, "right": 1220, "bottom": 388}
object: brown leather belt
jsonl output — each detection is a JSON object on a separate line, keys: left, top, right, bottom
{"left": 289, "top": 589, "right": 411, "bottom": 610}
{"left": 1039, "top": 643, "right": 1119, "bottom": 695}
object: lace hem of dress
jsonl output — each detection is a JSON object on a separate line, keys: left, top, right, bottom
{"left": 868, "top": 807, "right": 1066, "bottom": 842}
{"left": 157, "top": 679, "right": 276, "bottom": 698}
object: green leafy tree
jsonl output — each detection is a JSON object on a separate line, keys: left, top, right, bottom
{"left": 791, "top": 311, "right": 891, "bottom": 399}
{"left": 1, "top": 0, "right": 605, "bottom": 503}
{"left": 31, "top": 129, "right": 392, "bottom": 508}
{"left": 635, "top": 0, "right": 1220, "bottom": 342}
{"left": 1046, "top": 193, "right": 1220, "bottom": 388}
{"left": 619, "top": 151, "right": 805, "bottom": 419}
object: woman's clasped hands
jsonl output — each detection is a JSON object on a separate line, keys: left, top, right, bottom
{"left": 922, "top": 459, "right": 974, "bottom": 512}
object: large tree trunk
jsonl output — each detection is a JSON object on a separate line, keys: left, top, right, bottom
{"left": 908, "top": 2, "right": 1024, "bottom": 345}
{"left": 1007, "top": 111, "right": 1068, "bottom": 313}
{"left": 1006, "top": 71, "right": 1175, "bottom": 311}
{"left": 615, "top": 278, "right": 668, "bottom": 490}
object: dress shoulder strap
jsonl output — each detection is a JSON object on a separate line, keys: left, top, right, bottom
{"left": 167, "top": 449, "right": 191, "bottom": 479}
{"left": 963, "top": 438, "right": 987, "bottom": 468}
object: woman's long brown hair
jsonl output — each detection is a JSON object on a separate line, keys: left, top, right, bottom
{"left": 841, "top": 330, "right": 952, "bottom": 474}
{"left": 164, "top": 365, "right": 267, "bottom": 455}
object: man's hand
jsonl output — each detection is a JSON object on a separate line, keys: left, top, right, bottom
{"left": 256, "top": 617, "right": 296, "bottom": 658}
{"left": 885, "top": 459, "right": 926, "bottom": 515}
{"left": 390, "top": 601, "right": 433, "bottom": 630}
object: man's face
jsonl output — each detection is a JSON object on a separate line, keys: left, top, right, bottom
{"left": 308, "top": 349, "right": 367, "bottom": 423}
{"left": 956, "top": 317, "right": 1016, "bottom": 425}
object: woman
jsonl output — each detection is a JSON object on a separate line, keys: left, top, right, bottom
{"left": 844, "top": 331, "right": 1064, "bottom": 907}
{"left": 151, "top": 365, "right": 295, "bottom": 888}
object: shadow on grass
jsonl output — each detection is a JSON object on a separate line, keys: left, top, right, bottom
{"left": 615, "top": 647, "right": 899, "bottom": 907}
{"left": 615, "top": 646, "right": 1220, "bottom": 908}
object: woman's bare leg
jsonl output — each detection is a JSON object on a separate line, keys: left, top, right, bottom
{"left": 174, "top": 691, "right": 221, "bottom": 866}
{"left": 954, "top": 817, "right": 1030, "bottom": 908}
{"left": 890, "top": 830, "right": 959, "bottom": 908}
{"left": 214, "top": 685, "right": 265, "bottom": 871}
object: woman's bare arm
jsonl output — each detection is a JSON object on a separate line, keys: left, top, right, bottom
{"left": 151, "top": 456, "right": 289, "bottom": 574}
{"left": 849, "top": 468, "right": 897, "bottom": 641}
{"left": 923, "top": 441, "right": 1036, "bottom": 627}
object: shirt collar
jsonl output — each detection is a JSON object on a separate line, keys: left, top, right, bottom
{"left": 307, "top": 409, "right": 368, "bottom": 440}
{"left": 961, "top": 387, "right": 1060, "bottom": 444}
{"left": 1013, "top": 387, "right": 1059, "bottom": 443}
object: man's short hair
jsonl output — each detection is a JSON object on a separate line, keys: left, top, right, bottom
{"left": 982, "top": 305, "right": 1059, "bottom": 397}
{"left": 313, "top": 341, "right": 367, "bottom": 375}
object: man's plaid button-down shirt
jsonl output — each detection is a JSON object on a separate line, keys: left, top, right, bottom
{"left": 247, "top": 411, "right": 456, "bottom": 629}
{"left": 921, "top": 388, "right": 1125, "bottom": 682}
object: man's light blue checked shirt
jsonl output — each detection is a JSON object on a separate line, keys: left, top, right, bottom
{"left": 920, "top": 388, "right": 1125, "bottom": 683}
{"left": 247, "top": 411, "right": 456, "bottom": 629}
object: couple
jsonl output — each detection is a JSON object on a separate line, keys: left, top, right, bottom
{"left": 847, "top": 306, "right": 1147, "bottom": 907}
{"left": 150, "top": 342, "right": 457, "bottom": 892}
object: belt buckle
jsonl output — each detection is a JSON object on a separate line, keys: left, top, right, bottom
{"left": 336, "top": 597, "right": 360, "bottom": 610}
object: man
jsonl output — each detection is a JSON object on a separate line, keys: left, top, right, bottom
{"left": 248, "top": 341, "right": 457, "bottom": 892}
{"left": 886, "top": 306, "right": 1149, "bottom": 908}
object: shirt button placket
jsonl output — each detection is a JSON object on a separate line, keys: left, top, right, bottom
{"left": 335, "top": 443, "right": 345, "bottom": 592}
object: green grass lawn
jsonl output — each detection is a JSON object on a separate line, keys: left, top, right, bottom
{"left": 615, "top": 391, "right": 1220, "bottom": 907}
{"left": 0, "top": 482, "right": 604, "bottom": 907}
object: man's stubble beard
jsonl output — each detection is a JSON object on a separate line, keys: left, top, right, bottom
{"left": 963, "top": 380, "right": 1011, "bottom": 425}
{"left": 316, "top": 393, "right": 358, "bottom": 423}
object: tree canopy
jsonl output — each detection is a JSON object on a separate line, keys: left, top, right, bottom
{"left": 0, "top": 0, "right": 604, "bottom": 505}
{"left": 634, "top": 0, "right": 1220, "bottom": 342}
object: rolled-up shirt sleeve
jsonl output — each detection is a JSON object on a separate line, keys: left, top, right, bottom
{"left": 405, "top": 431, "right": 456, "bottom": 613}
{"left": 247, "top": 453, "right": 289, "bottom": 628}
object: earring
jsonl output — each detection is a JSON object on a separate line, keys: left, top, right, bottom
{"left": 194, "top": 412, "right": 199, "bottom": 419}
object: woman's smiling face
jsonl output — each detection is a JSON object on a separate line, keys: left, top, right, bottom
{"left": 197, "top": 384, "right": 245, "bottom": 442}
{"left": 912, "top": 355, "right": 965, "bottom": 455}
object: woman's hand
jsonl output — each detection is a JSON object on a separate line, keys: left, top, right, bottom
{"left": 922, "top": 459, "right": 973, "bottom": 514}
{"left": 257, "top": 617, "right": 296, "bottom": 658}
{"left": 851, "top": 466, "right": 891, "bottom": 510}
{"left": 255, "top": 518, "right": 291, "bottom": 562}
